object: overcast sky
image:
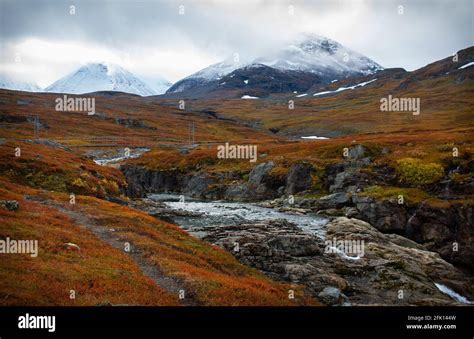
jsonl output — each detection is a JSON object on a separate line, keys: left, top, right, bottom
{"left": 1, "top": 0, "right": 473, "bottom": 87}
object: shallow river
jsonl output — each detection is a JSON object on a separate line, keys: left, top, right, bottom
{"left": 148, "top": 193, "right": 328, "bottom": 238}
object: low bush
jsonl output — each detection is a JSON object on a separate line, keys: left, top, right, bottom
{"left": 394, "top": 158, "right": 444, "bottom": 187}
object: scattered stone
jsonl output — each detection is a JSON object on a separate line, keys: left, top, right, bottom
{"left": 184, "top": 172, "right": 214, "bottom": 198}
{"left": 277, "top": 207, "right": 309, "bottom": 215}
{"left": 317, "top": 192, "right": 351, "bottom": 209}
{"left": 348, "top": 144, "right": 367, "bottom": 159}
{"left": 224, "top": 184, "right": 249, "bottom": 201}
{"left": 318, "top": 286, "right": 342, "bottom": 305}
{"left": 352, "top": 195, "right": 407, "bottom": 233}
{"left": 0, "top": 200, "right": 19, "bottom": 211}
{"left": 316, "top": 208, "right": 344, "bottom": 217}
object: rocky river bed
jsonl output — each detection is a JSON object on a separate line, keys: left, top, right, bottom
{"left": 130, "top": 194, "right": 474, "bottom": 306}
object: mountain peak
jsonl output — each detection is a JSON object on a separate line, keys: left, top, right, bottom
{"left": 167, "top": 33, "right": 383, "bottom": 95}
{"left": 295, "top": 33, "right": 341, "bottom": 54}
{"left": 80, "top": 62, "right": 131, "bottom": 75}
{"left": 46, "top": 63, "right": 169, "bottom": 96}
{"left": 80, "top": 62, "right": 110, "bottom": 73}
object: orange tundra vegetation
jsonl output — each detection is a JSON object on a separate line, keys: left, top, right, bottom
{"left": 0, "top": 89, "right": 279, "bottom": 145}
{"left": 0, "top": 142, "right": 317, "bottom": 306}
{"left": 0, "top": 180, "right": 178, "bottom": 306}
{"left": 0, "top": 141, "right": 126, "bottom": 198}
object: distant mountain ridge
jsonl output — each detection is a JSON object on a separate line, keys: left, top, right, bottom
{"left": 0, "top": 74, "right": 42, "bottom": 92}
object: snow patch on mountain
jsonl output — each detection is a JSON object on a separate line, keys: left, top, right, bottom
{"left": 458, "top": 61, "right": 474, "bottom": 70}
{"left": 313, "top": 78, "right": 377, "bottom": 96}
{"left": 191, "top": 59, "right": 246, "bottom": 82}
{"left": 140, "top": 75, "right": 172, "bottom": 94}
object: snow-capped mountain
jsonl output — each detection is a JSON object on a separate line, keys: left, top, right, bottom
{"left": 0, "top": 74, "right": 42, "bottom": 92}
{"left": 46, "top": 63, "right": 167, "bottom": 96}
{"left": 167, "top": 33, "right": 382, "bottom": 95}
{"left": 167, "top": 59, "right": 246, "bottom": 94}
{"left": 256, "top": 33, "right": 382, "bottom": 76}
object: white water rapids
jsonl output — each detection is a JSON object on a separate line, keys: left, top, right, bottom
{"left": 149, "top": 193, "right": 328, "bottom": 237}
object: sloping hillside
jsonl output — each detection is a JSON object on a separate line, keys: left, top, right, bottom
{"left": 0, "top": 141, "right": 316, "bottom": 306}
{"left": 166, "top": 47, "right": 473, "bottom": 137}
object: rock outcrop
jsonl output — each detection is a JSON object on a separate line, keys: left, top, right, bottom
{"left": 121, "top": 165, "right": 181, "bottom": 198}
{"left": 200, "top": 217, "right": 473, "bottom": 306}
{"left": 285, "top": 162, "right": 313, "bottom": 194}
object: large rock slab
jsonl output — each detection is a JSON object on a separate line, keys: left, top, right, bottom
{"left": 200, "top": 217, "right": 473, "bottom": 306}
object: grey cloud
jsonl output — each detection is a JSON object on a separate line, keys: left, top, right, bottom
{"left": 1, "top": 0, "right": 473, "bottom": 78}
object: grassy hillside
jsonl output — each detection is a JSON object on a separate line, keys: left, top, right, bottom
{"left": 0, "top": 141, "right": 126, "bottom": 198}
{"left": 165, "top": 48, "right": 473, "bottom": 137}
{"left": 0, "top": 89, "right": 279, "bottom": 145}
{"left": 0, "top": 141, "right": 316, "bottom": 306}
{"left": 0, "top": 179, "right": 179, "bottom": 306}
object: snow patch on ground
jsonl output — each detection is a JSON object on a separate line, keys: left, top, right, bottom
{"left": 94, "top": 148, "right": 150, "bottom": 166}
{"left": 313, "top": 78, "right": 377, "bottom": 96}
{"left": 241, "top": 95, "right": 259, "bottom": 99}
{"left": 301, "top": 136, "right": 330, "bottom": 140}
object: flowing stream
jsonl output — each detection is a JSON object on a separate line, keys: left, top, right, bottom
{"left": 148, "top": 193, "right": 328, "bottom": 238}
{"left": 92, "top": 147, "right": 150, "bottom": 165}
